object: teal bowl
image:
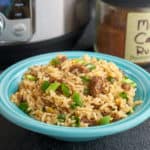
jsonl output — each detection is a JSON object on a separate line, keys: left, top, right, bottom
{"left": 0, "top": 51, "right": 150, "bottom": 142}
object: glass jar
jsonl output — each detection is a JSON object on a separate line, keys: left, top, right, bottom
{"left": 95, "top": 0, "right": 150, "bottom": 65}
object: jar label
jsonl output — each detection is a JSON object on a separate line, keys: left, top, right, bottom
{"left": 125, "top": 13, "right": 150, "bottom": 63}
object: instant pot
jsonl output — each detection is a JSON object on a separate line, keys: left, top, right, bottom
{"left": 0, "top": 0, "right": 92, "bottom": 68}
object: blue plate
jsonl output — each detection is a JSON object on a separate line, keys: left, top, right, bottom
{"left": 0, "top": 51, "right": 150, "bottom": 142}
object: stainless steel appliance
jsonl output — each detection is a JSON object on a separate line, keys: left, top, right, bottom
{"left": 0, "top": 0, "right": 92, "bottom": 69}
{"left": 0, "top": 0, "right": 90, "bottom": 44}
{"left": 0, "top": 0, "right": 34, "bottom": 43}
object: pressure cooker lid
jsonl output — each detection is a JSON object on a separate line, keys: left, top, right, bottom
{"left": 102, "top": 0, "right": 150, "bottom": 8}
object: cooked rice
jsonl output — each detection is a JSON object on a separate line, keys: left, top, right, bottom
{"left": 11, "top": 54, "right": 142, "bottom": 127}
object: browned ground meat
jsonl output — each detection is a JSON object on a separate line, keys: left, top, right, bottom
{"left": 89, "top": 76, "right": 109, "bottom": 97}
{"left": 57, "top": 55, "right": 67, "bottom": 63}
{"left": 69, "top": 65, "right": 89, "bottom": 74}
{"left": 121, "top": 83, "right": 131, "bottom": 91}
{"left": 54, "top": 56, "right": 67, "bottom": 68}
{"left": 49, "top": 76, "right": 64, "bottom": 83}
{"left": 81, "top": 117, "right": 98, "bottom": 126}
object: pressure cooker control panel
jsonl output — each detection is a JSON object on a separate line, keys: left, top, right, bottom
{"left": 0, "top": 0, "right": 34, "bottom": 43}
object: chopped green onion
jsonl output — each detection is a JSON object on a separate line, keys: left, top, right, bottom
{"left": 71, "top": 116, "right": 80, "bottom": 127}
{"left": 119, "top": 92, "right": 128, "bottom": 100}
{"left": 124, "top": 76, "right": 128, "bottom": 79}
{"left": 99, "top": 116, "right": 111, "bottom": 125}
{"left": 61, "top": 83, "right": 70, "bottom": 97}
{"left": 46, "top": 82, "right": 60, "bottom": 92}
{"left": 107, "top": 76, "right": 115, "bottom": 83}
{"left": 85, "top": 63, "right": 96, "bottom": 71}
{"left": 72, "top": 92, "right": 83, "bottom": 106}
{"left": 41, "top": 81, "right": 50, "bottom": 92}
{"left": 84, "top": 88, "right": 90, "bottom": 95}
{"left": 73, "top": 58, "right": 86, "bottom": 64}
{"left": 74, "top": 117, "right": 80, "bottom": 127}
{"left": 81, "top": 76, "right": 90, "bottom": 83}
{"left": 127, "top": 111, "right": 132, "bottom": 115}
{"left": 70, "top": 103, "right": 77, "bottom": 109}
{"left": 50, "top": 58, "right": 60, "bottom": 66}
{"left": 71, "top": 92, "right": 83, "bottom": 109}
{"left": 122, "top": 77, "right": 137, "bottom": 88}
{"left": 25, "top": 74, "right": 37, "bottom": 81}
{"left": 57, "top": 114, "right": 66, "bottom": 122}
{"left": 18, "top": 102, "right": 29, "bottom": 114}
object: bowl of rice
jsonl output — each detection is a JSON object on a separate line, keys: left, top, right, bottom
{"left": 0, "top": 51, "right": 150, "bottom": 142}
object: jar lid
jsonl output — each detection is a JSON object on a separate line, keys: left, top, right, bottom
{"left": 102, "top": 0, "right": 150, "bottom": 8}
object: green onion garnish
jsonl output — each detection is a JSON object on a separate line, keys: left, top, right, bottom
{"left": 71, "top": 116, "right": 80, "bottom": 127}
{"left": 122, "top": 77, "right": 137, "bottom": 88}
{"left": 50, "top": 58, "right": 61, "bottom": 66}
{"left": 107, "top": 76, "right": 115, "bottom": 83}
{"left": 57, "top": 114, "right": 66, "bottom": 122}
{"left": 18, "top": 102, "right": 29, "bottom": 114}
{"left": 119, "top": 92, "right": 128, "bottom": 100}
{"left": 25, "top": 74, "right": 37, "bottom": 81}
{"left": 85, "top": 63, "right": 96, "bottom": 71}
{"left": 74, "top": 117, "right": 80, "bottom": 127}
{"left": 46, "top": 82, "right": 60, "bottom": 92}
{"left": 41, "top": 81, "right": 50, "bottom": 92}
{"left": 83, "top": 88, "right": 90, "bottom": 95}
{"left": 99, "top": 116, "right": 111, "bottom": 125}
{"left": 61, "top": 83, "right": 70, "bottom": 97}
{"left": 70, "top": 103, "right": 77, "bottom": 109}
{"left": 73, "top": 58, "right": 86, "bottom": 64}
{"left": 71, "top": 92, "right": 83, "bottom": 109}
{"left": 81, "top": 76, "right": 90, "bottom": 83}
{"left": 127, "top": 111, "right": 132, "bottom": 115}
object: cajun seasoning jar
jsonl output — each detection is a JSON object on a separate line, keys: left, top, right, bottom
{"left": 95, "top": 0, "right": 150, "bottom": 65}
